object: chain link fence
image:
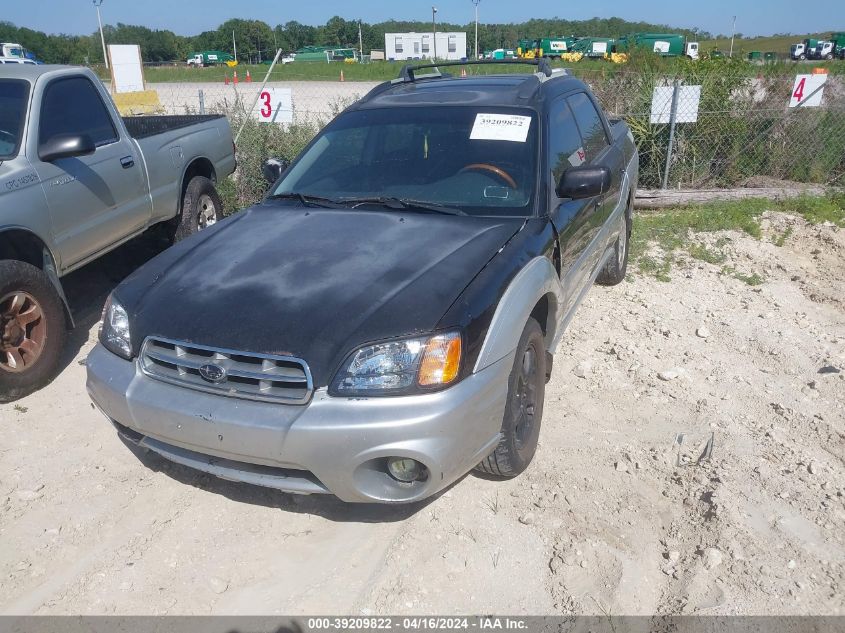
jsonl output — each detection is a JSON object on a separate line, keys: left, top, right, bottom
{"left": 581, "top": 66, "right": 845, "bottom": 190}
{"left": 125, "top": 64, "right": 844, "bottom": 209}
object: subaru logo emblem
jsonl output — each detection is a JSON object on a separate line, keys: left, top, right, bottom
{"left": 199, "top": 363, "right": 226, "bottom": 383}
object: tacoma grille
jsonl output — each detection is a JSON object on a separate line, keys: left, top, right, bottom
{"left": 139, "top": 337, "right": 313, "bottom": 404}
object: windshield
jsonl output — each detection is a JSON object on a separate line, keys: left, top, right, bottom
{"left": 0, "top": 80, "right": 29, "bottom": 160}
{"left": 271, "top": 106, "right": 538, "bottom": 217}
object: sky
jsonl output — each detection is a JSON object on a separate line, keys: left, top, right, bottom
{"left": 6, "top": 0, "right": 845, "bottom": 38}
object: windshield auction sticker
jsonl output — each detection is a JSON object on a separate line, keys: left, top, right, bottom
{"left": 470, "top": 114, "right": 532, "bottom": 143}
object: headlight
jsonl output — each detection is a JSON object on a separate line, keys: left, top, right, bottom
{"left": 99, "top": 294, "right": 132, "bottom": 359}
{"left": 331, "top": 331, "right": 462, "bottom": 396}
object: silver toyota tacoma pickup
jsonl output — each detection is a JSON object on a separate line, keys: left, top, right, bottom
{"left": 0, "top": 65, "right": 236, "bottom": 400}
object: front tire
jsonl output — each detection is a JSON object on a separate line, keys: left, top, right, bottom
{"left": 476, "top": 317, "right": 546, "bottom": 478}
{"left": 173, "top": 176, "right": 223, "bottom": 243}
{"left": 0, "top": 260, "right": 67, "bottom": 402}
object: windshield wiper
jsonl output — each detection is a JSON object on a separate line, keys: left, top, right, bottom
{"left": 338, "top": 197, "right": 468, "bottom": 216}
{"left": 266, "top": 192, "right": 345, "bottom": 208}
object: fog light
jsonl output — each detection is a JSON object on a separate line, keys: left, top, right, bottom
{"left": 387, "top": 457, "right": 425, "bottom": 483}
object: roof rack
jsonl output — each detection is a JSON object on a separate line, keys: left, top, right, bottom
{"left": 397, "top": 58, "right": 553, "bottom": 83}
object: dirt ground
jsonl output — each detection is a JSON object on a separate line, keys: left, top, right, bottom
{"left": 0, "top": 210, "right": 843, "bottom": 616}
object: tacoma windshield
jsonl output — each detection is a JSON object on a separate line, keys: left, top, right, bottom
{"left": 271, "top": 106, "right": 538, "bottom": 217}
{"left": 0, "top": 80, "right": 29, "bottom": 160}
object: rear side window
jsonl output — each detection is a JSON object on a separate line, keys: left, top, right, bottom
{"left": 39, "top": 77, "right": 118, "bottom": 148}
{"left": 0, "top": 79, "right": 30, "bottom": 159}
{"left": 548, "top": 98, "right": 585, "bottom": 185}
{"left": 567, "top": 92, "right": 609, "bottom": 161}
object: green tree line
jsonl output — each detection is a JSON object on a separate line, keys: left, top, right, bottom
{"left": 0, "top": 16, "right": 711, "bottom": 65}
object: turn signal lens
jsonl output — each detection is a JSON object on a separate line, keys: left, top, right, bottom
{"left": 418, "top": 332, "right": 462, "bottom": 386}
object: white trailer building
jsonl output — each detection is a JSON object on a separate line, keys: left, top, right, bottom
{"left": 384, "top": 32, "right": 467, "bottom": 61}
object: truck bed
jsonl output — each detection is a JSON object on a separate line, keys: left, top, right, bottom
{"left": 122, "top": 114, "right": 226, "bottom": 140}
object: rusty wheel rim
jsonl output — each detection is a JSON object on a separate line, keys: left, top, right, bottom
{"left": 0, "top": 291, "right": 46, "bottom": 373}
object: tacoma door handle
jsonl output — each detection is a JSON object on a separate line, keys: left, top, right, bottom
{"left": 120, "top": 156, "right": 135, "bottom": 169}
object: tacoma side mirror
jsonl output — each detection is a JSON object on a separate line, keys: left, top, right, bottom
{"left": 556, "top": 165, "right": 611, "bottom": 200}
{"left": 262, "top": 158, "right": 290, "bottom": 185}
{"left": 39, "top": 133, "right": 96, "bottom": 162}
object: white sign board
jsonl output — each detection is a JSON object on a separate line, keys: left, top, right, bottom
{"left": 592, "top": 42, "right": 608, "bottom": 54}
{"left": 108, "top": 44, "right": 144, "bottom": 94}
{"left": 550, "top": 40, "right": 568, "bottom": 52}
{"left": 254, "top": 88, "right": 293, "bottom": 124}
{"left": 789, "top": 74, "right": 827, "bottom": 108}
{"left": 650, "top": 85, "right": 702, "bottom": 124}
{"left": 470, "top": 113, "right": 532, "bottom": 143}
{"left": 654, "top": 41, "right": 671, "bottom": 54}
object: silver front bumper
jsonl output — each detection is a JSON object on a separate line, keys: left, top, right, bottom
{"left": 86, "top": 344, "right": 512, "bottom": 503}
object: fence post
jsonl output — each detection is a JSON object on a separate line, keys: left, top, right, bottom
{"left": 198, "top": 89, "right": 205, "bottom": 115}
{"left": 661, "top": 80, "right": 681, "bottom": 190}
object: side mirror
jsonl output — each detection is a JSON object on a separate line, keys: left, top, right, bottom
{"left": 262, "top": 157, "right": 290, "bottom": 185}
{"left": 556, "top": 165, "right": 612, "bottom": 200}
{"left": 39, "top": 133, "right": 96, "bottom": 162}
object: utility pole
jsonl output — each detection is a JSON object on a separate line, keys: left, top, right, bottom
{"left": 432, "top": 6, "right": 438, "bottom": 60}
{"left": 472, "top": 0, "right": 481, "bottom": 59}
{"left": 93, "top": 0, "right": 108, "bottom": 69}
{"left": 358, "top": 20, "right": 364, "bottom": 61}
{"left": 729, "top": 16, "right": 737, "bottom": 57}
{"left": 233, "top": 30, "right": 237, "bottom": 62}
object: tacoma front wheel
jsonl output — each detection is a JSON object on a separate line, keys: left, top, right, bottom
{"left": 0, "top": 260, "right": 67, "bottom": 402}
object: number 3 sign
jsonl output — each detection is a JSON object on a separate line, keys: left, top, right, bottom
{"left": 789, "top": 74, "right": 827, "bottom": 108}
{"left": 253, "top": 87, "right": 294, "bottom": 123}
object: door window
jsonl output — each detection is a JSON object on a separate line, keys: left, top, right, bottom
{"left": 39, "top": 77, "right": 118, "bottom": 148}
{"left": 548, "top": 99, "right": 586, "bottom": 185}
{"left": 567, "top": 92, "right": 609, "bottom": 161}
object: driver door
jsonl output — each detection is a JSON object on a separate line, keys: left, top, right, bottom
{"left": 30, "top": 75, "right": 149, "bottom": 272}
{"left": 547, "top": 95, "right": 600, "bottom": 313}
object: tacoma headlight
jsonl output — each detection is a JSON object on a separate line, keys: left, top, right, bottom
{"left": 99, "top": 294, "right": 132, "bottom": 359}
{"left": 331, "top": 331, "right": 462, "bottom": 396}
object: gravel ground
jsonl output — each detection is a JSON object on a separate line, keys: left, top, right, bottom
{"left": 0, "top": 210, "right": 843, "bottom": 615}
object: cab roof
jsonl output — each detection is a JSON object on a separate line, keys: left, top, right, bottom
{"left": 354, "top": 70, "right": 587, "bottom": 111}
{"left": 0, "top": 64, "right": 79, "bottom": 83}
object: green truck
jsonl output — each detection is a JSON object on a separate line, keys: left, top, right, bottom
{"left": 791, "top": 38, "right": 819, "bottom": 60}
{"left": 186, "top": 51, "right": 235, "bottom": 67}
{"left": 517, "top": 37, "right": 577, "bottom": 59}
{"left": 616, "top": 33, "right": 700, "bottom": 59}
{"left": 813, "top": 33, "right": 845, "bottom": 60}
{"left": 571, "top": 37, "right": 616, "bottom": 58}
{"left": 294, "top": 46, "right": 357, "bottom": 62}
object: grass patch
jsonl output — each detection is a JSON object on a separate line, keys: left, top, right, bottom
{"left": 637, "top": 255, "right": 673, "bottom": 282}
{"left": 782, "top": 193, "right": 845, "bottom": 227}
{"left": 629, "top": 199, "right": 766, "bottom": 276}
{"left": 773, "top": 227, "right": 793, "bottom": 247}
{"left": 629, "top": 193, "right": 843, "bottom": 282}
{"left": 688, "top": 243, "right": 728, "bottom": 265}
{"left": 722, "top": 266, "right": 765, "bottom": 286}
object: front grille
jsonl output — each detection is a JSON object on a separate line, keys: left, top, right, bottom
{"left": 139, "top": 337, "right": 313, "bottom": 404}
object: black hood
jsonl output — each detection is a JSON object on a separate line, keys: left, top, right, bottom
{"left": 117, "top": 203, "right": 524, "bottom": 386}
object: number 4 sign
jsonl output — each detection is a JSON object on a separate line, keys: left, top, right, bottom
{"left": 789, "top": 74, "right": 827, "bottom": 108}
{"left": 253, "top": 87, "right": 294, "bottom": 124}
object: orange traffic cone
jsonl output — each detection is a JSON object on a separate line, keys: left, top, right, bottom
{"left": 224, "top": 75, "right": 229, "bottom": 85}
{"left": 340, "top": 69, "right": 345, "bottom": 82}
{"left": 461, "top": 68, "right": 467, "bottom": 77}
{"left": 233, "top": 71, "right": 239, "bottom": 84}
{"left": 246, "top": 70, "right": 252, "bottom": 82}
